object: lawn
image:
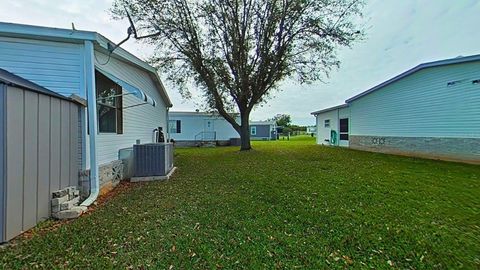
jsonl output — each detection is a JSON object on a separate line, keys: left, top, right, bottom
{"left": 1, "top": 136, "right": 479, "bottom": 269}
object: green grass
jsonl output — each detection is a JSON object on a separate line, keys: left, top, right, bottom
{"left": 1, "top": 136, "right": 479, "bottom": 269}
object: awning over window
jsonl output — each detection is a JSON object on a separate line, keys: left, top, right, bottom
{"left": 95, "top": 67, "right": 156, "bottom": 107}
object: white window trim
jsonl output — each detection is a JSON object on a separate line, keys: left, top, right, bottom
{"left": 251, "top": 126, "right": 257, "bottom": 135}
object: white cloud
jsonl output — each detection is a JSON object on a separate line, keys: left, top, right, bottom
{"left": 1, "top": 0, "right": 479, "bottom": 125}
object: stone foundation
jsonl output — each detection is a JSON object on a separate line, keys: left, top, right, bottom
{"left": 174, "top": 140, "right": 232, "bottom": 147}
{"left": 99, "top": 160, "right": 124, "bottom": 195}
{"left": 78, "top": 160, "right": 125, "bottom": 198}
{"left": 350, "top": 135, "right": 480, "bottom": 164}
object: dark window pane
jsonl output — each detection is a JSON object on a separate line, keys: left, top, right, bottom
{"left": 176, "top": 120, "right": 181, "bottom": 133}
{"left": 95, "top": 70, "right": 122, "bottom": 134}
{"left": 340, "top": 118, "right": 349, "bottom": 132}
{"left": 339, "top": 133, "right": 349, "bottom": 140}
{"left": 98, "top": 105, "right": 116, "bottom": 133}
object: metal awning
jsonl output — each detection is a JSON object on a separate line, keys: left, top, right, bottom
{"left": 95, "top": 67, "right": 156, "bottom": 107}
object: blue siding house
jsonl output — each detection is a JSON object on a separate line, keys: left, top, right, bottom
{"left": 312, "top": 54, "right": 480, "bottom": 163}
{"left": 0, "top": 21, "right": 173, "bottom": 235}
{"left": 250, "top": 121, "right": 277, "bottom": 140}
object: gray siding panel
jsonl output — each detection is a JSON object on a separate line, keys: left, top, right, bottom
{"left": 251, "top": 125, "right": 271, "bottom": 138}
{"left": 60, "top": 101, "right": 70, "bottom": 188}
{"left": 1, "top": 86, "right": 81, "bottom": 241}
{"left": 23, "top": 91, "right": 38, "bottom": 231}
{"left": 37, "top": 95, "right": 51, "bottom": 221}
{"left": 69, "top": 104, "right": 79, "bottom": 187}
{"left": 49, "top": 99, "right": 61, "bottom": 191}
{"left": 0, "top": 84, "right": 6, "bottom": 242}
{"left": 5, "top": 88, "right": 24, "bottom": 241}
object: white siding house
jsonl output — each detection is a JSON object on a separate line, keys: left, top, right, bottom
{"left": 168, "top": 111, "right": 240, "bottom": 145}
{"left": 312, "top": 54, "right": 480, "bottom": 163}
{"left": 0, "top": 22, "right": 173, "bottom": 198}
{"left": 314, "top": 104, "right": 350, "bottom": 147}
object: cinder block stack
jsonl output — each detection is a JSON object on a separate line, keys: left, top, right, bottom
{"left": 51, "top": 186, "right": 87, "bottom": 219}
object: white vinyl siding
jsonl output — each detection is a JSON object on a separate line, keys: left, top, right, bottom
{"left": 0, "top": 37, "right": 85, "bottom": 97}
{"left": 93, "top": 51, "right": 168, "bottom": 166}
{"left": 350, "top": 61, "right": 480, "bottom": 138}
{"left": 168, "top": 113, "right": 240, "bottom": 141}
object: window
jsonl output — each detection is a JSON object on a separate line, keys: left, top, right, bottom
{"left": 324, "top": 119, "right": 330, "bottom": 128}
{"left": 251, "top": 126, "right": 257, "bottom": 135}
{"left": 168, "top": 120, "right": 181, "bottom": 133}
{"left": 96, "top": 71, "right": 123, "bottom": 134}
{"left": 339, "top": 118, "right": 349, "bottom": 141}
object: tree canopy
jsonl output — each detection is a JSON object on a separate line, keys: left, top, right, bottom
{"left": 269, "top": 114, "right": 292, "bottom": 127}
{"left": 112, "top": 0, "right": 364, "bottom": 150}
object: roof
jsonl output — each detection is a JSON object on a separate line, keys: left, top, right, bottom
{"left": 311, "top": 54, "right": 480, "bottom": 115}
{"left": 0, "top": 21, "right": 172, "bottom": 107}
{"left": 346, "top": 54, "right": 480, "bottom": 103}
{"left": 311, "top": 104, "right": 348, "bottom": 115}
{"left": 250, "top": 121, "right": 276, "bottom": 126}
{"left": 0, "top": 68, "right": 72, "bottom": 101}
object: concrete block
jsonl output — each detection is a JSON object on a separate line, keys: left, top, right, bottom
{"left": 51, "top": 204, "right": 60, "bottom": 213}
{"left": 71, "top": 196, "right": 80, "bottom": 205}
{"left": 67, "top": 186, "right": 77, "bottom": 195}
{"left": 51, "top": 195, "right": 69, "bottom": 206}
{"left": 52, "top": 206, "right": 87, "bottom": 220}
{"left": 52, "top": 189, "right": 68, "bottom": 198}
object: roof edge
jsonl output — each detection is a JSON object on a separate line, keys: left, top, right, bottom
{"left": 0, "top": 22, "right": 173, "bottom": 107}
{"left": 346, "top": 54, "right": 480, "bottom": 103}
{"left": 0, "top": 21, "right": 97, "bottom": 42}
{"left": 311, "top": 104, "right": 348, "bottom": 115}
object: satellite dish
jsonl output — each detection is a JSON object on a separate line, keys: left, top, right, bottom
{"left": 108, "top": 9, "right": 161, "bottom": 53}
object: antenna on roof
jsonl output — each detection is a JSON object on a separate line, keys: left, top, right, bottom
{"left": 107, "top": 8, "right": 161, "bottom": 53}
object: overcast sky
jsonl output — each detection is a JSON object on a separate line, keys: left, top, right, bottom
{"left": 1, "top": 0, "right": 479, "bottom": 125}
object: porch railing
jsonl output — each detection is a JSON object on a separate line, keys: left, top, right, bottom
{"left": 194, "top": 131, "right": 216, "bottom": 141}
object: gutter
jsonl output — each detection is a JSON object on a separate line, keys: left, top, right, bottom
{"left": 80, "top": 40, "right": 99, "bottom": 207}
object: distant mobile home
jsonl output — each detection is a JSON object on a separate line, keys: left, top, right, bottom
{"left": 168, "top": 111, "right": 240, "bottom": 146}
{"left": 250, "top": 121, "right": 277, "bottom": 140}
{"left": 0, "top": 22, "right": 173, "bottom": 241}
{"left": 312, "top": 54, "right": 480, "bottom": 163}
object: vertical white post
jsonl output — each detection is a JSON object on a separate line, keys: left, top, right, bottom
{"left": 80, "top": 40, "right": 99, "bottom": 206}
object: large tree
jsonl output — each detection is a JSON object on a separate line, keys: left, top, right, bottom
{"left": 269, "top": 114, "right": 291, "bottom": 127}
{"left": 112, "top": 0, "right": 363, "bottom": 150}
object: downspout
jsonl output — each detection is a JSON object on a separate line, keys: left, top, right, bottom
{"left": 166, "top": 107, "right": 170, "bottom": 141}
{"left": 81, "top": 40, "right": 99, "bottom": 207}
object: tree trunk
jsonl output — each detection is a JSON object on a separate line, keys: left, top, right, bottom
{"left": 239, "top": 111, "right": 251, "bottom": 151}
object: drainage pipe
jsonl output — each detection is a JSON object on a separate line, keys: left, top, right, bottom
{"left": 81, "top": 40, "right": 99, "bottom": 207}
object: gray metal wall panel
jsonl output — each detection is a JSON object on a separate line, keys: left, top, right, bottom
{"left": 69, "top": 104, "right": 79, "bottom": 187}
{"left": 2, "top": 86, "right": 81, "bottom": 242}
{"left": 0, "top": 84, "right": 6, "bottom": 242}
{"left": 60, "top": 100, "right": 70, "bottom": 189}
{"left": 37, "top": 95, "right": 51, "bottom": 221}
{"left": 49, "top": 99, "right": 61, "bottom": 191}
{"left": 23, "top": 91, "right": 39, "bottom": 231}
{"left": 5, "top": 87, "right": 24, "bottom": 241}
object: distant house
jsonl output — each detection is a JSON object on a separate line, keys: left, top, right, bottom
{"left": 306, "top": 126, "right": 317, "bottom": 134}
{"left": 168, "top": 111, "right": 240, "bottom": 146}
{"left": 250, "top": 121, "right": 277, "bottom": 140}
{"left": 312, "top": 54, "right": 480, "bottom": 163}
{"left": 0, "top": 22, "right": 173, "bottom": 241}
